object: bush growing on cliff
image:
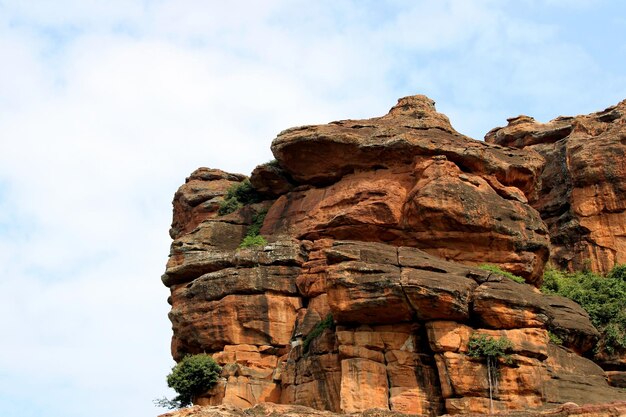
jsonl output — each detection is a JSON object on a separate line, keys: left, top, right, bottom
{"left": 218, "top": 179, "right": 262, "bottom": 215}
{"left": 467, "top": 333, "right": 513, "bottom": 413}
{"left": 542, "top": 264, "right": 626, "bottom": 354}
{"left": 302, "top": 314, "right": 335, "bottom": 354}
{"left": 156, "top": 354, "right": 221, "bottom": 409}
{"left": 479, "top": 264, "right": 526, "bottom": 284}
{"left": 239, "top": 234, "right": 268, "bottom": 248}
{"left": 238, "top": 209, "right": 268, "bottom": 248}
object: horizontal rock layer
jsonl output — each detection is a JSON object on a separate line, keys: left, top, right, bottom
{"left": 162, "top": 96, "right": 626, "bottom": 415}
{"left": 486, "top": 99, "right": 626, "bottom": 273}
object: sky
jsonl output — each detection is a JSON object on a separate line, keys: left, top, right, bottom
{"left": 0, "top": 1, "right": 625, "bottom": 416}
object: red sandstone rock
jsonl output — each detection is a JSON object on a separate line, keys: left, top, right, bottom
{"left": 162, "top": 96, "right": 626, "bottom": 416}
{"left": 486, "top": 100, "right": 626, "bottom": 273}
{"left": 158, "top": 402, "right": 626, "bottom": 417}
{"left": 262, "top": 160, "right": 548, "bottom": 283}
{"left": 170, "top": 168, "right": 246, "bottom": 239}
{"left": 339, "top": 358, "right": 389, "bottom": 412}
{"left": 272, "top": 95, "right": 543, "bottom": 197}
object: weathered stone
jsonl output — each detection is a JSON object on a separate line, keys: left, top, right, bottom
{"left": 280, "top": 353, "right": 342, "bottom": 412}
{"left": 272, "top": 95, "right": 543, "bottom": 197}
{"left": 340, "top": 358, "right": 389, "bottom": 413}
{"left": 173, "top": 266, "right": 299, "bottom": 302}
{"left": 325, "top": 261, "right": 412, "bottom": 324}
{"left": 542, "top": 294, "right": 599, "bottom": 354}
{"left": 544, "top": 344, "right": 626, "bottom": 405}
{"left": 426, "top": 321, "right": 472, "bottom": 353}
{"left": 402, "top": 157, "right": 548, "bottom": 283}
{"left": 163, "top": 97, "right": 626, "bottom": 415}
{"left": 473, "top": 280, "right": 549, "bottom": 329}
{"left": 164, "top": 239, "right": 305, "bottom": 286}
{"left": 371, "top": 323, "right": 420, "bottom": 351}
{"left": 159, "top": 401, "right": 626, "bottom": 417}
{"left": 437, "top": 351, "right": 546, "bottom": 401}
{"left": 212, "top": 345, "right": 279, "bottom": 371}
{"left": 472, "top": 280, "right": 599, "bottom": 353}
{"left": 606, "top": 371, "right": 626, "bottom": 388}
{"left": 400, "top": 268, "right": 477, "bottom": 321}
{"left": 385, "top": 349, "right": 443, "bottom": 415}
{"left": 169, "top": 294, "right": 301, "bottom": 359}
{"left": 262, "top": 170, "right": 410, "bottom": 242}
{"left": 170, "top": 168, "right": 246, "bottom": 239}
{"left": 250, "top": 162, "right": 294, "bottom": 198}
{"left": 426, "top": 321, "right": 548, "bottom": 359}
{"left": 486, "top": 100, "right": 626, "bottom": 274}
{"left": 219, "top": 376, "right": 280, "bottom": 408}
{"left": 338, "top": 345, "right": 385, "bottom": 363}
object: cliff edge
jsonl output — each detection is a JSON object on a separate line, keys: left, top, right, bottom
{"left": 161, "top": 96, "right": 626, "bottom": 415}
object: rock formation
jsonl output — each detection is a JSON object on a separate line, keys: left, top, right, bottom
{"left": 485, "top": 100, "right": 626, "bottom": 273}
{"left": 159, "top": 401, "right": 626, "bottom": 417}
{"left": 162, "top": 96, "right": 626, "bottom": 415}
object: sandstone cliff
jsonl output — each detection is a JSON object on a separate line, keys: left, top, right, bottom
{"left": 485, "top": 100, "right": 626, "bottom": 273}
{"left": 162, "top": 96, "right": 626, "bottom": 415}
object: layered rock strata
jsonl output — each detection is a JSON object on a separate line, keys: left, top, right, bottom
{"left": 162, "top": 96, "right": 626, "bottom": 415}
{"left": 485, "top": 100, "right": 626, "bottom": 273}
{"left": 159, "top": 402, "right": 626, "bottom": 417}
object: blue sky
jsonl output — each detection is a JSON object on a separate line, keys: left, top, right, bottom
{"left": 0, "top": 1, "right": 625, "bottom": 417}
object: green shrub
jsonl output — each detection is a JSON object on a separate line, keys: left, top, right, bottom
{"left": 302, "top": 314, "right": 335, "bottom": 354}
{"left": 217, "top": 197, "right": 242, "bottom": 216}
{"left": 467, "top": 333, "right": 512, "bottom": 412}
{"left": 479, "top": 264, "right": 526, "bottom": 284}
{"left": 237, "top": 209, "right": 268, "bottom": 248}
{"left": 227, "top": 179, "right": 260, "bottom": 205}
{"left": 246, "top": 209, "right": 267, "bottom": 237}
{"left": 239, "top": 234, "right": 268, "bottom": 248}
{"left": 218, "top": 179, "right": 262, "bottom": 215}
{"left": 608, "top": 264, "right": 626, "bottom": 281}
{"left": 548, "top": 331, "right": 563, "bottom": 345}
{"left": 158, "top": 354, "right": 221, "bottom": 409}
{"left": 541, "top": 264, "right": 626, "bottom": 354}
{"left": 467, "top": 333, "right": 513, "bottom": 362}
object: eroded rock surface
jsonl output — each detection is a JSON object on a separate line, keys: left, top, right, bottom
{"left": 264, "top": 96, "right": 549, "bottom": 283}
{"left": 486, "top": 100, "right": 626, "bottom": 273}
{"left": 161, "top": 96, "right": 626, "bottom": 415}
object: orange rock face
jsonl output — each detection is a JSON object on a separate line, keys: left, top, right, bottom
{"left": 486, "top": 100, "right": 626, "bottom": 273}
{"left": 161, "top": 96, "right": 626, "bottom": 415}
{"left": 264, "top": 96, "right": 549, "bottom": 283}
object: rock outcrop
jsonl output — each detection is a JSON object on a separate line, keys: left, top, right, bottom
{"left": 266, "top": 95, "right": 549, "bottom": 283}
{"left": 162, "top": 96, "right": 626, "bottom": 415}
{"left": 158, "top": 401, "right": 626, "bottom": 417}
{"left": 485, "top": 100, "right": 626, "bottom": 273}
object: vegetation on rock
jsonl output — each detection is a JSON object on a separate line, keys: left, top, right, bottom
{"left": 542, "top": 264, "right": 626, "bottom": 354}
{"left": 239, "top": 234, "right": 268, "bottom": 248}
{"left": 548, "top": 331, "right": 564, "bottom": 346}
{"left": 218, "top": 179, "right": 262, "bottom": 215}
{"left": 238, "top": 209, "right": 268, "bottom": 248}
{"left": 467, "top": 333, "right": 513, "bottom": 413}
{"left": 157, "top": 354, "right": 222, "bottom": 409}
{"left": 479, "top": 264, "right": 526, "bottom": 284}
{"left": 302, "top": 314, "right": 334, "bottom": 354}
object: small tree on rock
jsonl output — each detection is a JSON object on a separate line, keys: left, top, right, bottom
{"left": 155, "top": 354, "right": 221, "bottom": 409}
{"left": 467, "top": 333, "right": 513, "bottom": 413}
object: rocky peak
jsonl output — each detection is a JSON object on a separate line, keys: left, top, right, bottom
{"left": 386, "top": 94, "right": 454, "bottom": 130}
{"left": 486, "top": 99, "right": 626, "bottom": 273}
{"left": 161, "top": 95, "right": 626, "bottom": 416}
